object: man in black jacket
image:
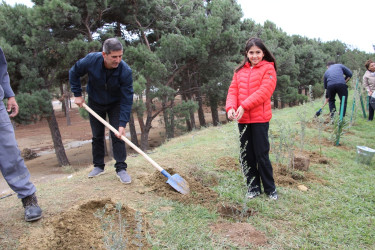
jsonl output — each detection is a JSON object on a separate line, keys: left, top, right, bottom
{"left": 323, "top": 62, "right": 352, "bottom": 117}
{"left": 69, "top": 38, "right": 134, "bottom": 183}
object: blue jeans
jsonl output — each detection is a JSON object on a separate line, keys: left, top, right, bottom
{"left": 88, "top": 98, "right": 127, "bottom": 172}
{"left": 0, "top": 104, "right": 36, "bottom": 198}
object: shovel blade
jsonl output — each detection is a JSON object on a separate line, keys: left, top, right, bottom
{"left": 166, "top": 174, "right": 190, "bottom": 195}
{"left": 315, "top": 108, "right": 322, "bottom": 117}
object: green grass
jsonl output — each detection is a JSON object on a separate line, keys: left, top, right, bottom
{"left": 144, "top": 95, "right": 375, "bottom": 249}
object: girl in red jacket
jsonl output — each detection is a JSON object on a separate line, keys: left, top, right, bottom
{"left": 226, "top": 37, "right": 278, "bottom": 200}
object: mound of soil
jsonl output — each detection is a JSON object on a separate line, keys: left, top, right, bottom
{"left": 274, "top": 163, "right": 328, "bottom": 188}
{"left": 141, "top": 168, "right": 219, "bottom": 207}
{"left": 215, "top": 156, "right": 239, "bottom": 171}
{"left": 210, "top": 222, "right": 268, "bottom": 247}
{"left": 216, "top": 203, "right": 255, "bottom": 221}
{"left": 19, "top": 199, "right": 150, "bottom": 250}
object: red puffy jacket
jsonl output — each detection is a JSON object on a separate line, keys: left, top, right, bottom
{"left": 226, "top": 60, "right": 277, "bottom": 124}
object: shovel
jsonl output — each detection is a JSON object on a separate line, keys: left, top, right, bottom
{"left": 315, "top": 98, "right": 328, "bottom": 117}
{"left": 82, "top": 103, "right": 190, "bottom": 195}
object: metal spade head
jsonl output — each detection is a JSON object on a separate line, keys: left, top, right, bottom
{"left": 315, "top": 108, "right": 322, "bottom": 117}
{"left": 166, "top": 174, "right": 190, "bottom": 195}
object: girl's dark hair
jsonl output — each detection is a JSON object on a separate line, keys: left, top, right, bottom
{"left": 235, "top": 37, "right": 277, "bottom": 72}
{"left": 365, "top": 59, "right": 374, "bottom": 70}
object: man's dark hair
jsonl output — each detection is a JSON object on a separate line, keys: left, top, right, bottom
{"left": 326, "top": 61, "right": 335, "bottom": 67}
{"left": 103, "top": 38, "right": 123, "bottom": 54}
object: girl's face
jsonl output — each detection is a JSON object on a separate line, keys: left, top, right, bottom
{"left": 247, "top": 45, "right": 264, "bottom": 66}
{"left": 369, "top": 63, "right": 375, "bottom": 72}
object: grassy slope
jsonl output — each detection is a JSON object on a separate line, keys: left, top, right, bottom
{"left": 2, "top": 95, "right": 374, "bottom": 249}
{"left": 147, "top": 96, "right": 375, "bottom": 249}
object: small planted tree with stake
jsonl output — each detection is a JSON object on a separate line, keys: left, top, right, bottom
{"left": 330, "top": 96, "right": 349, "bottom": 146}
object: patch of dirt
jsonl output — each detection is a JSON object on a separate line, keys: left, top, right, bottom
{"left": 274, "top": 163, "right": 328, "bottom": 188}
{"left": 187, "top": 165, "right": 220, "bottom": 187}
{"left": 18, "top": 199, "right": 150, "bottom": 250}
{"left": 306, "top": 151, "right": 330, "bottom": 165}
{"left": 141, "top": 168, "right": 219, "bottom": 207}
{"left": 215, "top": 156, "right": 239, "bottom": 171}
{"left": 21, "top": 148, "right": 39, "bottom": 160}
{"left": 307, "top": 118, "right": 355, "bottom": 149}
{"left": 216, "top": 203, "right": 255, "bottom": 221}
{"left": 210, "top": 222, "right": 268, "bottom": 247}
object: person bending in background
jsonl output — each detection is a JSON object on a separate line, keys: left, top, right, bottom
{"left": 69, "top": 38, "right": 134, "bottom": 183}
{"left": 0, "top": 47, "right": 42, "bottom": 222}
{"left": 363, "top": 59, "right": 375, "bottom": 121}
{"left": 226, "top": 37, "right": 278, "bottom": 200}
{"left": 323, "top": 62, "right": 352, "bottom": 117}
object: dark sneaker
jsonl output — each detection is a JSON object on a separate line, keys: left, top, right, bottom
{"left": 88, "top": 167, "right": 104, "bottom": 178}
{"left": 22, "top": 193, "right": 42, "bottom": 222}
{"left": 246, "top": 191, "right": 260, "bottom": 199}
{"left": 117, "top": 170, "right": 131, "bottom": 184}
{"left": 269, "top": 190, "right": 278, "bottom": 200}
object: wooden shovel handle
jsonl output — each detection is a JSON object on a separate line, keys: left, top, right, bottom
{"left": 82, "top": 103, "right": 164, "bottom": 172}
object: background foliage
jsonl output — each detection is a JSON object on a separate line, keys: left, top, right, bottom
{"left": 0, "top": 0, "right": 373, "bottom": 152}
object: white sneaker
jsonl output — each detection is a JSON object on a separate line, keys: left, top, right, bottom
{"left": 246, "top": 191, "right": 260, "bottom": 199}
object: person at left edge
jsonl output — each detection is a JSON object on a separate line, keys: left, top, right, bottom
{"left": 0, "top": 47, "right": 43, "bottom": 221}
{"left": 69, "top": 38, "right": 134, "bottom": 184}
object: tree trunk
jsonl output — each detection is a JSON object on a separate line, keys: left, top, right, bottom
{"left": 64, "top": 84, "right": 71, "bottom": 126}
{"left": 47, "top": 109, "right": 70, "bottom": 166}
{"left": 196, "top": 91, "right": 206, "bottom": 127}
{"left": 129, "top": 112, "right": 139, "bottom": 146}
{"left": 162, "top": 99, "right": 175, "bottom": 139}
{"left": 182, "top": 93, "right": 192, "bottom": 132}
{"left": 274, "top": 95, "right": 279, "bottom": 109}
{"left": 210, "top": 98, "right": 219, "bottom": 126}
{"left": 140, "top": 129, "right": 150, "bottom": 151}
{"left": 189, "top": 109, "right": 196, "bottom": 130}
{"left": 139, "top": 114, "right": 153, "bottom": 151}
{"left": 186, "top": 118, "right": 192, "bottom": 132}
{"left": 60, "top": 84, "right": 66, "bottom": 114}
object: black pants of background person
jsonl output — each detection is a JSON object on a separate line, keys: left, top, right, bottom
{"left": 327, "top": 84, "right": 348, "bottom": 117}
{"left": 238, "top": 123, "right": 276, "bottom": 195}
{"left": 88, "top": 98, "right": 127, "bottom": 172}
{"left": 368, "top": 96, "right": 374, "bottom": 121}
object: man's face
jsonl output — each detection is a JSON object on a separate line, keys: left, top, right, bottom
{"left": 102, "top": 50, "right": 123, "bottom": 69}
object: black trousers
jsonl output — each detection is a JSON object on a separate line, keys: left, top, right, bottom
{"left": 238, "top": 123, "right": 276, "bottom": 194}
{"left": 88, "top": 98, "right": 127, "bottom": 172}
{"left": 327, "top": 84, "right": 348, "bottom": 117}
{"left": 368, "top": 96, "right": 374, "bottom": 121}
